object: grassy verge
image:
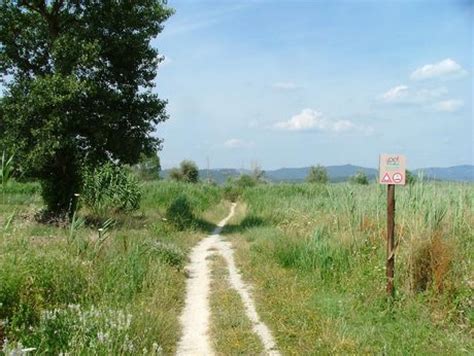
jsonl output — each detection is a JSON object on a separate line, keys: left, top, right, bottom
{"left": 0, "top": 180, "right": 222, "bottom": 354}
{"left": 209, "top": 254, "right": 263, "bottom": 355}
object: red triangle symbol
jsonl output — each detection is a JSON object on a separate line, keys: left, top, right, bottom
{"left": 382, "top": 172, "right": 392, "bottom": 183}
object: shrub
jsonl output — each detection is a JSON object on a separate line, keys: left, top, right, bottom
{"left": 180, "top": 160, "right": 199, "bottom": 183}
{"left": 410, "top": 236, "right": 455, "bottom": 294}
{"left": 235, "top": 174, "right": 257, "bottom": 188}
{"left": 148, "top": 241, "right": 185, "bottom": 269}
{"left": 350, "top": 170, "right": 369, "bottom": 185}
{"left": 168, "top": 167, "right": 183, "bottom": 182}
{"left": 165, "top": 195, "right": 194, "bottom": 230}
{"left": 306, "top": 165, "right": 329, "bottom": 184}
{"left": 223, "top": 185, "right": 243, "bottom": 202}
{"left": 82, "top": 163, "right": 141, "bottom": 218}
{"left": 168, "top": 160, "right": 199, "bottom": 183}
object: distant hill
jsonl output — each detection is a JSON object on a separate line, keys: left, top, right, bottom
{"left": 414, "top": 165, "right": 474, "bottom": 182}
{"left": 266, "top": 165, "right": 378, "bottom": 182}
{"left": 161, "top": 164, "right": 473, "bottom": 184}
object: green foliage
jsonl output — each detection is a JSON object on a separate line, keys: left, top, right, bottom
{"left": 235, "top": 174, "right": 257, "bottom": 188}
{"left": 180, "top": 160, "right": 199, "bottom": 183}
{"left": 223, "top": 185, "right": 243, "bottom": 202}
{"left": 4, "top": 305, "right": 145, "bottom": 354}
{"left": 148, "top": 241, "right": 185, "bottom": 269}
{"left": 306, "top": 165, "right": 329, "bottom": 184}
{"left": 274, "top": 228, "right": 351, "bottom": 279}
{"left": 82, "top": 163, "right": 141, "bottom": 219}
{"left": 168, "top": 167, "right": 183, "bottom": 182}
{"left": 165, "top": 194, "right": 195, "bottom": 230}
{"left": 350, "top": 170, "right": 370, "bottom": 185}
{"left": 141, "top": 180, "right": 222, "bottom": 213}
{"left": 0, "top": 1, "right": 173, "bottom": 215}
{"left": 222, "top": 174, "right": 262, "bottom": 202}
{"left": 168, "top": 160, "right": 199, "bottom": 183}
{"left": 0, "top": 252, "right": 89, "bottom": 338}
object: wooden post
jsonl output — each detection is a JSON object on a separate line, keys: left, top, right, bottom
{"left": 386, "top": 184, "right": 395, "bottom": 297}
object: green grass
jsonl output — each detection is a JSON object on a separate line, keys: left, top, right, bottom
{"left": 0, "top": 180, "right": 223, "bottom": 354}
{"left": 225, "top": 181, "right": 473, "bottom": 354}
{"left": 0, "top": 179, "right": 472, "bottom": 354}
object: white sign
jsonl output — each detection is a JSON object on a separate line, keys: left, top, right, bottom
{"left": 379, "top": 154, "right": 406, "bottom": 185}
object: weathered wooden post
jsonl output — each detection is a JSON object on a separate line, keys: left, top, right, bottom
{"left": 379, "top": 154, "right": 406, "bottom": 298}
{"left": 386, "top": 183, "right": 395, "bottom": 296}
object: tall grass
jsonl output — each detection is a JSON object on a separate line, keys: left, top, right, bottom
{"left": 234, "top": 181, "right": 473, "bottom": 353}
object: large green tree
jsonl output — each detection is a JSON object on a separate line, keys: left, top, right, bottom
{"left": 0, "top": 0, "right": 172, "bottom": 215}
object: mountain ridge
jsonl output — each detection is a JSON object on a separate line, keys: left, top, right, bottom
{"left": 161, "top": 164, "right": 474, "bottom": 183}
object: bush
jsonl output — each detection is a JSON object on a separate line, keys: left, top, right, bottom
{"left": 168, "top": 160, "right": 199, "bottom": 183}
{"left": 165, "top": 195, "right": 194, "bottom": 230}
{"left": 306, "top": 165, "right": 329, "bottom": 184}
{"left": 410, "top": 236, "right": 455, "bottom": 294}
{"left": 180, "top": 160, "right": 199, "bottom": 183}
{"left": 223, "top": 185, "right": 243, "bottom": 202}
{"left": 350, "top": 171, "right": 369, "bottom": 185}
{"left": 235, "top": 174, "right": 257, "bottom": 188}
{"left": 82, "top": 163, "right": 141, "bottom": 218}
{"left": 148, "top": 241, "right": 185, "bottom": 269}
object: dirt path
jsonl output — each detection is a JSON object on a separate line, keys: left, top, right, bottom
{"left": 176, "top": 203, "right": 280, "bottom": 356}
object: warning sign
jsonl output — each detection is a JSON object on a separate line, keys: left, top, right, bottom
{"left": 381, "top": 172, "right": 392, "bottom": 183}
{"left": 379, "top": 154, "right": 406, "bottom": 185}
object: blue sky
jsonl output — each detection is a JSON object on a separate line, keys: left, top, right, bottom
{"left": 154, "top": 0, "right": 473, "bottom": 170}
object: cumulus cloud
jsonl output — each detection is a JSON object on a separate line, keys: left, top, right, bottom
{"left": 274, "top": 109, "right": 371, "bottom": 134}
{"left": 410, "top": 58, "right": 467, "bottom": 80}
{"left": 224, "top": 138, "right": 254, "bottom": 149}
{"left": 380, "top": 85, "right": 448, "bottom": 104}
{"left": 272, "top": 81, "right": 301, "bottom": 90}
{"left": 433, "top": 99, "right": 464, "bottom": 112}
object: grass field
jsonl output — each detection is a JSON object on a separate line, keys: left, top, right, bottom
{"left": 226, "top": 182, "right": 473, "bottom": 354}
{"left": 0, "top": 179, "right": 473, "bottom": 354}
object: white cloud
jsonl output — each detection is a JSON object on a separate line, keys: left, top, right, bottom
{"left": 433, "top": 99, "right": 464, "bottom": 112}
{"left": 380, "top": 85, "right": 448, "bottom": 104}
{"left": 380, "top": 85, "right": 409, "bottom": 102}
{"left": 272, "top": 81, "right": 301, "bottom": 90}
{"left": 274, "top": 108, "right": 371, "bottom": 134}
{"left": 224, "top": 138, "right": 254, "bottom": 149}
{"left": 410, "top": 58, "right": 467, "bottom": 80}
